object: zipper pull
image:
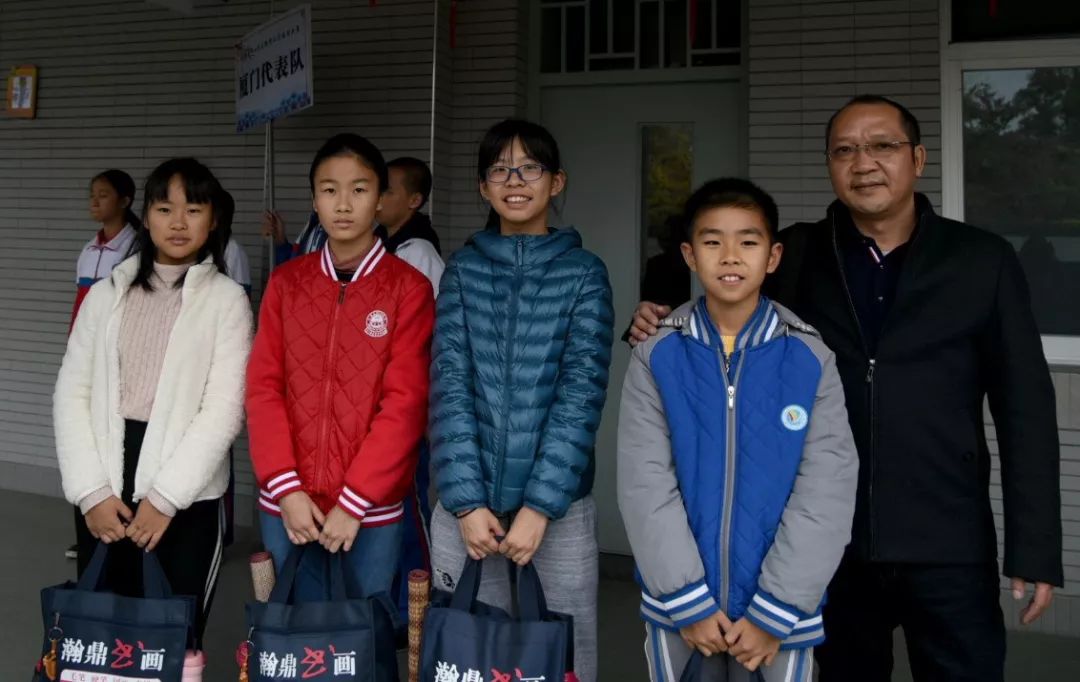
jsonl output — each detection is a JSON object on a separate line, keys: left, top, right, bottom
{"left": 865, "top": 358, "right": 876, "bottom": 383}
{"left": 727, "top": 385, "right": 735, "bottom": 409}
{"left": 516, "top": 238, "right": 524, "bottom": 265}
{"left": 338, "top": 283, "right": 346, "bottom": 304}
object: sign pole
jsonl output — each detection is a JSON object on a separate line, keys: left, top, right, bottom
{"left": 264, "top": 120, "right": 275, "bottom": 275}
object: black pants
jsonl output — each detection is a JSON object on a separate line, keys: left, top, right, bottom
{"left": 75, "top": 419, "right": 224, "bottom": 648}
{"left": 816, "top": 557, "right": 1006, "bottom": 682}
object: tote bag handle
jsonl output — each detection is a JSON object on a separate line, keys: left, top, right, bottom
{"left": 76, "top": 541, "right": 173, "bottom": 599}
{"left": 268, "top": 545, "right": 349, "bottom": 604}
{"left": 448, "top": 557, "right": 552, "bottom": 622}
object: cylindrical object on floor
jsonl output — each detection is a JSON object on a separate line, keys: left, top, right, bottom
{"left": 181, "top": 649, "right": 205, "bottom": 682}
{"left": 250, "top": 551, "right": 276, "bottom": 603}
{"left": 407, "top": 569, "right": 431, "bottom": 682}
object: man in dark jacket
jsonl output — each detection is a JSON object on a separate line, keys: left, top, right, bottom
{"left": 628, "top": 95, "right": 1062, "bottom": 681}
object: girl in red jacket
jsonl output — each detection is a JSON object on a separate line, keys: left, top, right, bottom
{"left": 246, "top": 134, "right": 435, "bottom": 600}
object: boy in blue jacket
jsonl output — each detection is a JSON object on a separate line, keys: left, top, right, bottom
{"left": 617, "top": 178, "right": 858, "bottom": 682}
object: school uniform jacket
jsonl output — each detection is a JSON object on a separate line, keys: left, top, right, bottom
{"left": 71, "top": 224, "right": 137, "bottom": 325}
{"left": 246, "top": 240, "right": 435, "bottom": 526}
{"left": 54, "top": 255, "right": 253, "bottom": 512}
{"left": 376, "top": 212, "right": 445, "bottom": 297}
{"left": 618, "top": 298, "right": 858, "bottom": 649}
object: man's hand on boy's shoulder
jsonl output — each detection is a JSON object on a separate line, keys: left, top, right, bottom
{"left": 725, "top": 617, "right": 781, "bottom": 672}
{"left": 679, "top": 610, "right": 733, "bottom": 656}
{"left": 628, "top": 301, "right": 671, "bottom": 347}
{"left": 320, "top": 506, "right": 362, "bottom": 553}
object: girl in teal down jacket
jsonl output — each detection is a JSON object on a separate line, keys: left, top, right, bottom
{"left": 429, "top": 119, "right": 614, "bottom": 682}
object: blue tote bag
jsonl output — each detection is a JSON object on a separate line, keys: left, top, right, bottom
{"left": 421, "top": 558, "right": 575, "bottom": 682}
{"left": 34, "top": 542, "right": 194, "bottom": 682}
{"left": 242, "top": 545, "right": 398, "bottom": 682}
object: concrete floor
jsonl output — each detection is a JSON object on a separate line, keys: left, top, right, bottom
{"left": 7, "top": 490, "right": 1080, "bottom": 681}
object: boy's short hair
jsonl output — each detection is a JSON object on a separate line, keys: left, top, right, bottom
{"left": 387, "top": 156, "right": 433, "bottom": 209}
{"left": 682, "top": 178, "right": 780, "bottom": 243}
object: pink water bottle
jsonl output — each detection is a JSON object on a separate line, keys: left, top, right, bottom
{"left": 181, "top": 650, "right": 205, "bottom": 682}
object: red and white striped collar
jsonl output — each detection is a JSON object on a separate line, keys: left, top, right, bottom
{"left": 91, "top": 224, "right": 136, "bottom": 252}
{"left": 319, "top": 238, "right": 386, "bottom": 283}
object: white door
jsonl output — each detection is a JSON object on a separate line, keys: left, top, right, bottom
{"left": 542, "top": 80, "right": 743, "bottom": 555}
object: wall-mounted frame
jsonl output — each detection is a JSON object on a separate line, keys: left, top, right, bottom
{"left": 6, "top": 65, "right": 38, "bottom": 119}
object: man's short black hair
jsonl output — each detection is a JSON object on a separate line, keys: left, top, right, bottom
{"left": 825, "top": 94, "right": 922, "bottom": 149}
{"left": 682, "top": 178, "right": 780, "bottom": 242}
{"left": 387, "top": 156, "right": 433, "bottom": 209}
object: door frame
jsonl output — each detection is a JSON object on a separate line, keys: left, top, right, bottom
{"left": 526, "top": 0, "right": 750, "bottom": 292}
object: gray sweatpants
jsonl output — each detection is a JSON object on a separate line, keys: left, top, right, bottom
{"left": 645, "top": 623, "right": 814, "bottom": 682}
{"left": 430, "top": 497, "right": 599, "bottom": 682}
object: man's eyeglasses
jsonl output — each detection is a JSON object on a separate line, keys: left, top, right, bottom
{"left": 485, "top": 163, "right": 548, "bottom": 184}
{"left": 826, "top": 140, "right": 913, "bottom": 162}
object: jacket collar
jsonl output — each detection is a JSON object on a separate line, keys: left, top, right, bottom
{"left": 110, "top": 253, "right": 219, "bottom": 299}
{"left": 825, "top": 192, "right": 942, "bottom": 327}
{"left": 91, "top": 223, "right": 137, "bottom": 252}
{"left": 693, "top": 296, "right": 781, "bottom": 352}
{"left": 828, "top": 192, "right": 935, "bottom": 246}
{"left": 468, "top": 226, "right": 582, "bottom": 266}
{"left": 318, "top": 238, "right": 387, "bottom": 283}
{"left": 667, "top": 296, "right": 821, "bottom": 351}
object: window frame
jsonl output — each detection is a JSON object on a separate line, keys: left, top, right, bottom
{"left": 940, "top": 0, "right": 1080, "bottom": 365}
{"left": 534, "top": 0, "right": 742, "bottom": 79}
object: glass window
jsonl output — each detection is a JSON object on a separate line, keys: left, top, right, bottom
{"left": 541, "top": 8, "right": 563, "bottom": 73}
{"left": 612, "top": 0, "right": 635, "bottom": 53}
{"left": 717, "top": 0, "right": 740, "bottom": 48}
{"left": 540, "top": 0, "right": 738, "bottom": 74}
{"left": 962, "top": 66, "right": 1080, "bottom": 335}
{"left": 640, "top": 124, "right": 693, "bottom": 304}
{"left": 590, "top": 0, "right": 608, "bottom": 54}
{"left": 640, "top": 2, "right": 661, "bottom": 69}
{"left": 952, "top": 1, "right": 1080, "bottom": 42}
{"left": 567, "top": 6, "right": 586, "bottom": 72}
{"left": 692, "top": 0, "right": 714, "bottom": 50}
{"left": 664, "top": 0, "right": 688, "bottom": 68}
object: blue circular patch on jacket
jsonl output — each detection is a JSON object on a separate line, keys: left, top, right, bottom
{"left": 781, "top": 404, "right": 809, "bottom": 431}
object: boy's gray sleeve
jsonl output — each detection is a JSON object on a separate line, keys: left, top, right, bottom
{"left": 746, "top": 347, "right": 859, "bottom": 639}
{"left": 617, "top": 344, "right": 720, "bottom": 629}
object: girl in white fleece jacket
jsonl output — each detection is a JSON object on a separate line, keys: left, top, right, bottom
{"left": 53, "top": 158, "right": 253, "bottom": 651}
